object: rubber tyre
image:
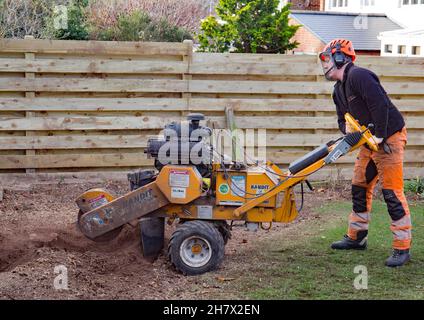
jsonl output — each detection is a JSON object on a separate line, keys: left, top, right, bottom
{"left": 214, "top": 221, "right": 232, "bottom": 245}
{"left": 168, "top": 220, "right": 225, "bottom": 276}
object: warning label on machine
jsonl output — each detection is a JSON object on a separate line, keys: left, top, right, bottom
{"left": 231, "top": 175, "right": 245, "bottom": 197}
{"left": 88, "top": 194, "right": 108, "bottom": 209}
{"left": 169, "top": 170, "right": 190, "bottom": 188}
{"left": 171, "top": 187, "right": 186, "bottom": 199}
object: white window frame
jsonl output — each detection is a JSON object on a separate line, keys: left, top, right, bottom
{"left": 398, "top": 45, "right": 407, "bottom": 54}
{"left": 411, "top": 46, "right": 421, "bottom": 55}
{"left": 384, "top": 44, "right": 393, "bottom": 53}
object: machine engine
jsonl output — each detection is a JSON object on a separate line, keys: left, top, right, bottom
{"left": 144, "top": 113, "right": 213, "bottom": 177}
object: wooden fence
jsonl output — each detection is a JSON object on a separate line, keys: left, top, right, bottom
{"left": 0, "top": 38, "right": 423, "bottom": 181}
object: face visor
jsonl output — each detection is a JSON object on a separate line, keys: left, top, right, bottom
{"left": 318, "top": 50, "right": 336, "bottom": 81}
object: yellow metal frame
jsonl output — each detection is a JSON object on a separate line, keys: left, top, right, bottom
{"left": 76, "top": 113, "right": 379, "bottom": 237}
{"left": 232, "top": 113, "right": 378, "bottom": 220}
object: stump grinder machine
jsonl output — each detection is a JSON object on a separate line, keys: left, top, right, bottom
{"left": 75, "top": 113, "right": 378, "bottom": 275}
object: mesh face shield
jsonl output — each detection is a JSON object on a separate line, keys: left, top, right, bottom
{"left": 318, "top": 51, "right": 336, "bottom": 81}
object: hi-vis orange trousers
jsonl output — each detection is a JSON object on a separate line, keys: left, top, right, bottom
{"left": 348, "top": 127, "right": 412, "bottom": 250}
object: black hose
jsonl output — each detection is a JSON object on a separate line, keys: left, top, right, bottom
{"left": 296, "top": 182, "right": 305, "bottom": 213}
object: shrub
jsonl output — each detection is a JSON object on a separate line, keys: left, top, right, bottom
{"left": 198, "top": 0, "right": 299, "bottom": 53}
{"left": 0, "top": 0, "right": 57, "bottom": 39}
{"left": 93, "top": 10, "right": 192, "bottom": 42}
{"left": 405, "top": 177, "right": 424, "bottom": 196}
{"left": 47, "top": 0, "right": 90, "bottom": 40}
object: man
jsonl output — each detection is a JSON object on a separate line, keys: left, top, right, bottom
{"left": 318, "top": 39, "right": 412, "bottom": 267}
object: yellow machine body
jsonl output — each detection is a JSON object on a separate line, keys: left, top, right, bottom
{"left": 75, "top": 113, "right": 378, "bottom": 245}
{"left": 155, "top": 165, "right": 203, "bottom": 204}
{"left": 215, "top": 167, "right": 278, "bottom": 208}
{"left": 75, "top": 188, "right": 115, "bottom": 214}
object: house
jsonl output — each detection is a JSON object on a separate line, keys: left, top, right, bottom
{"left": 323, "top": 0, "right": 424, "bottom": 56}
{"left": 289, "top": 11, "right": 401, "bottom": 55}
{"left": 378, "top": 28, "right": 424, "bottom": 57}
{"left": 325, "top": 0, "right": 424, "bottom": 28}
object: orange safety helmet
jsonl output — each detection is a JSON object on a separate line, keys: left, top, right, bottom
{"left": 321, "top": 38, "right": 356, "bottom": 63}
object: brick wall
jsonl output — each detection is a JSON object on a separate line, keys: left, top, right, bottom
{"left": 289, "top": 18, "right": 325, "bottom": 54}
{"left": 288, "top": 0, "right": 324, "bottom": 11}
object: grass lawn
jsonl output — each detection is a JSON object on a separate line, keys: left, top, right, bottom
{"left": 219, "top": 199, "right": 424, "bottom": 300}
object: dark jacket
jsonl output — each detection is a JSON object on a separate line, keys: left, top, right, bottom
{"left": 333, "top": 62, "right": 405, "bottom": 139}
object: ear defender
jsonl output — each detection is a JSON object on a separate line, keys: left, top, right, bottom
{"left": 333, "top": 42, "right": 346, "bottom": 69}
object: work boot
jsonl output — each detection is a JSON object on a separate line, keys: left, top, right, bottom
{"left": 385, "top": 249, "right": 411, "bottom": 268}
{"left": 331, "top": 234, "right": 367, "bottom": 250}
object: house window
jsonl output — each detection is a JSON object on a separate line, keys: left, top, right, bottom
{"left": 385, "top": 44, "right": 393, "bottom": 53}
{"left": 411, "top": 0, "right": 418, "bottom": 4}
{"left": 412, "top": 46, "right": 421, "bottom": 55}
{"left": 398, "top": 45, "right": 406, "bottom": 54}
{"left": 402, "top": 0, "right": 409, "bottom": 5}
{"left": 331, "top": 0, "right": 347, "bottom": 7}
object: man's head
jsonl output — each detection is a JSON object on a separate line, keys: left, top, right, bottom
{"left": 319, "top": 39, "right": 356, "bottom": 81}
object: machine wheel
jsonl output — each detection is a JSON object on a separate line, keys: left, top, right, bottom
{"left": 168, "top": 220, "right": 225, "bottom": 275}
{"left": 77, "top": 210, "right": 123, "bottom": 243}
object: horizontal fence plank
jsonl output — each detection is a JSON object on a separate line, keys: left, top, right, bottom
{"left": 0, "top": 153, "right": 152, "bottom": 169}
{"left": 1, "top": 167, "right": 422, "bottom": 186}
{"left": 0, "top": 58, "right": 189, "bottom": 74}
{"left": 192, "top": 98, "right": 424, "bottom": 112}
{"left": 1, "top": 150, "right": 422, "bottom": 169}
{"left": 355, "top": 56, "right": 424, "bottom": 66}
{"left": 0, "top": 97, "right": 188, "bottom": 112}
{"left": 192, "top": 53, "right": 318, "bottom": 64}
{"left": 1, "top": 79, "right": 424, "bottom": 95}
{"left": 0, "top": 97, "right": 188, "bottom": 111}
{"left": 0, "top": 135, "right": 150, "bottom": 150}
{"left": 1, "top": 132, "right": 423, "bottom": 150}
{"left": 0, "top": 116, "right": 181, "bottom": 130}
{"left": 1, "top": 116, "right": 423, "bottom": 131}
{"left": 1, "top": 97, "right": 424, "bottom": 112}
{"left": 267, "top": 150, "right": 424, "bottom": 164}
{"left": 190, "top": 81, "right": 424, "bottom": 95}
{"left": 0, "top": 39, "right": 190, "bottom": 56}
{"left": 191, "top": 61, "right": 321, "bottom": 76}
{"left": 0, "top": 78, "right": 188, "bottom": 93}
{"left": 190, "top": 80, "right": 334, "bottom": 94}
{"left": 266, "top": 132, "right": 424, "bottom": 147}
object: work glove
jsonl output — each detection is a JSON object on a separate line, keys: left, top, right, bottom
{"left": 345, "top": 122, "right": 354, "bottom": 134}
{"left": 372, "top": 136, "right": 393, "bottom": 154}
{"left": 372, "top": 135, "right": 384, "bottom": 145}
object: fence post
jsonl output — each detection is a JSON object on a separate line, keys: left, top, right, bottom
{"left": 24, "top": 35, "right": 36, "bottom": 173}
{"left": 182, "top": 40, "right": 193, "bottom": 116}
